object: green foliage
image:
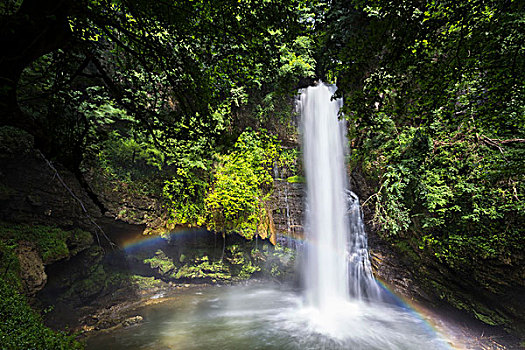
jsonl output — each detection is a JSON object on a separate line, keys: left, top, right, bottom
{"left": 0, "top": 0, "right": 21, "bottom": 15}
{"left": 205, "top": 130, "right": 280, "bottom": 239}
{"left": 92, "top": 130, "right": 166, "bottom": 195}
{"left": 278, "top": 148, "right": 301, "bottom": 178}
{"left": 359, "top": 123, "right": 524, "bottom": 268}
{"left": 0, "top": 223, "right": 86, "bottom": 349}
{"left": 0, "top": 223, "right": 89, "bottom": 349}
{"left": 323, "top": 1, "right": 524, "bottom": 136}
{"left": 142, "top": 246, "right": 261, "bottom": 282}
{"left": 129, "top": 275, "right": 164, "bottom": 291}
{"left": 161, "top": 127, "right": 301, "bottom": 238}
{"left": 0, "top": 241, "right": 21, "bottom": 290}
{"left": 286, "top": 175, "right": 306, "bottom": 184}
{"left": 226, "top": 244, "right": 261, "bottom": 279}
{"left": 163, "top": 168, "right": 207, "bottom": 226}
{"left": 278, "top": 36, "right": 316, "bottom": 88}
{"left": 173, "top": 255, "right": 231, "bottom": 281}
{"left": 0, "top": 278, "right": 83, "bottom": 349}
{"left": 0, "top": 222, "right": 92, "bottom": 264}
{"left": 143, "top": 250, "right": 177, "bottom": 276}
{"left": 321, "top": 0, "right": 525, "bottom": 278}
{"left": 5, "top": 0, "right": 313, "bottom": 179}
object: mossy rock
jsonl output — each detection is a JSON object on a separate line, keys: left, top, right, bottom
{"left": 0, "top": 126, "right": 34, "bottom": 157}
{"left": 143, "top": 249, "right": 177, "bottom": 276}
{"left": 129, "top": 275, "right": 165, "bottom": 290}
{"left": 286, "top": 175, "right": 305, "bottom": 183}
{"left": 66, "top": 229, "right": 94, "bottom": 256}
{"left": 63, "top": 264, "right": 107, "bottom": 300}
{"left": 0, "top": 221, "right": 93, "bottom": 264}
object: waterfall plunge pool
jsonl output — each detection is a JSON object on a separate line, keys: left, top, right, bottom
{"left": 86, "top": 283, "right": 452, "bottom": 350}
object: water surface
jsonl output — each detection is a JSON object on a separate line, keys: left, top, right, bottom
{"left": 87, "top": 284, "right": 451, "bottom": 350}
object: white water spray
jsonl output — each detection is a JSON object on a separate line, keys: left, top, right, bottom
{"left": 299, "top": 83, "right": 380, "bottom": 311}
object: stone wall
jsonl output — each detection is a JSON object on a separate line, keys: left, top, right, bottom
{"left": 269, "top": 179, "right": 304, "bottom": 244}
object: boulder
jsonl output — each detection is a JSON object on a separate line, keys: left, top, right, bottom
{"left": 16, "top": 241, "right": 47, "bottom": 295}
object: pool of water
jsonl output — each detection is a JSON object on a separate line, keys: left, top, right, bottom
{"left": 86, "top": 284, "right": 452, "bottom": 350}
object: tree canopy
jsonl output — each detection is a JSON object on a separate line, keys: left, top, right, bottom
{"left": 1, "top": 0, "right": 314, "bottom": 168}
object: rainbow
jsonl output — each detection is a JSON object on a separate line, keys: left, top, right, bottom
{"left": 119, "top": 227, "right": 211, "bottom": 252}
{"left": 374, "top": 278, "right": 460, "bottom": 349}
{"left": 117, "top": 229, "right": 460, "bottom": 349}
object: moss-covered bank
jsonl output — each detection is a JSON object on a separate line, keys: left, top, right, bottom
{"left": 0, "top": 222, "right": 93, "bottom": 349}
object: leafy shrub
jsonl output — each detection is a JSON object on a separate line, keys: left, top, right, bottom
{"left": 359, "top": 123, "right": 525, "bottom": 267}
{"left": 0, "top": 277, "right": 83, "bottom": 349}
{"left": 163, "top": 168, "right": 207, "bottom": 226}
{"left": 205, "top": 129, "right": 280, "bottom": 239}
{"left": 0, "top": 241, "right": 21, "bottom": 290}
{"left": 91, "top": 130, "right": 166, "bottom": 195}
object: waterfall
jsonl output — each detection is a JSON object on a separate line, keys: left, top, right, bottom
{"left": 299, "top": 83, "right": 381, "bottom": 310}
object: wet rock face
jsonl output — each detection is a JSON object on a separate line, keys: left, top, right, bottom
{"left": 16, "top": 241, "right": 47, "bottom": 295}
{"left": 269, "top": 180, "right": 304, "bottom": 240}
{"left": 0, "top": 128, "right": 101, "bottom": 230}
{"left": 82, "top": 167, "right": 163, "bottom": 234}
{"left": 371, "top": 239, "right": 525, "bottom": 335}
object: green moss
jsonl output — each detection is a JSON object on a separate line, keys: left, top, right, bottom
{"left": 62, "top": 263, "right": 129, "bottom": 302}
{"left": 174, "top": 256, "right": 231, "bottom": 281}
{"left": 425, "top": 275, "right": 508, "bottom": 327}
{"left": 227, "top": 245, "right": 260, "bottom": 279}
{"left": 0, "top": 221, "right": 92, "bottom": 264}
{"left": 472, "top": 309, "right": 506, "bottom": 326}
{"left": 129, "top": 275, "right": 164, "bottom": 290}
{"left": 143, "top": 250, "right": 176, "bottom": 275}
{"left": 67, "top": 229, "right": 94, "bottom": 256}
{"left": 138, "top": 241, "right": 293, "bottom": 283}
{"left": 238, "top": 262, "right": 260, "bottom": 279}
{"left": 62, "top": 264, "right": 106, "bottom": 300}
{"left": 0, "top": 240, "right": 79, "bottom": 348}
{"left": 286, "top": 175, "right": 305, "bottom": 183}
{"left": 0, "top": 277, "right": 83, "bottom": 349}
{"left": 0, "top": 240, "right": 22, "bottom": 290}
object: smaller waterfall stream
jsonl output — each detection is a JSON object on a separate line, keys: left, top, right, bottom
{"left": 347, "top": 190, "right": 382, "bottom": 300}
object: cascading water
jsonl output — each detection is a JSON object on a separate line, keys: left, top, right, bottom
{"left": 299, "top": 83, "right": 381, "bottom": 309}
{"left": 347, "top": 190, "right": 383, "bottom": 300}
